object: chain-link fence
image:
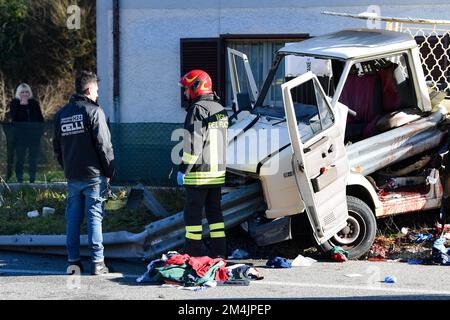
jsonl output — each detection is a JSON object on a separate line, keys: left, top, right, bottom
{"left": 0, "top": 122, "right": 183, "bottom": 186}
{"left": 386, "top": 21, "right": 450, "bottom": 96}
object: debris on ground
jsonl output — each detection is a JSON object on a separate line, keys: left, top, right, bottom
{"left": 136, "top": 251, "right": 263, "bottom": 290}
{"left": 266, "top": 256, "right": 292, "bottom": 268}
{"left": 365, "top": 218, "right": 450, "bottom": 265}
{"left": 42, "top": 207, "right": 55, "bottom": 217}
{"left": 432, "top": 238, "right": 450, "bottom": 265}
{"left": 384, "top": 276, "right": 397, "bottom": 283}
{"left": 330, "top": 246, "right": 349, "bottom": 262}
{"left": 368, "top": 236, "right": 394, "bottom": 261}
{"left": 27, "top": 210, "right": 39, "bottom": 218}
{"left": 344, "top": 274, "right": 362, "bottom": 278}
{"left": 409, "top": 233, "right": 433, "bottom": 243}
{"left": 291, "top": 254, "right": 317, "bottom": 267}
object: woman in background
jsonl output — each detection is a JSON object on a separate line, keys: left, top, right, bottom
{"left": 9, "top": 83, "right": 44, "bottom": 183}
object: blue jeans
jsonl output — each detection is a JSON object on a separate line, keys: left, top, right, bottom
{"left": 65, "top": 176, "right": 107, "bottom": 263}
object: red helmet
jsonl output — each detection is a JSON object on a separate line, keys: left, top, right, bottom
{"left": 179, "top": 69, "right": 213, "bottom": 100}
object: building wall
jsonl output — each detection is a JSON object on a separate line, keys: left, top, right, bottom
{"left": 97, "top": 0, "right": 450, "bottom": 123}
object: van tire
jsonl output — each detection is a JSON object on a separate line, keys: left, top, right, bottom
{"left": 320, "top": 196, "right": 376, "bottom": 260}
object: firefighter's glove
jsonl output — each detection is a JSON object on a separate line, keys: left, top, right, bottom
{"left": 177, "top": 172, "right": 185, "bottom": 186}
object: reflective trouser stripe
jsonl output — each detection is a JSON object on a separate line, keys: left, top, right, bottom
{"left": 210, "top": 231, "right": 226, "bottom": 238}
{"left": 186, "top": 225, "right": 202, "bottom": 232}
{"left": 185, "top": 225, "right": 202, "bottom": 240}
{"left": 186, "top": 232, "right": 202, "bottom": 240}
{"left": 209, "top": 222, "right": 225, "bottom": 230}
{"left": 209, "top": 222, "right": 225, "bottom": 238}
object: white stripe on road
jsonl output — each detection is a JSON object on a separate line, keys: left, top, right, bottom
{"left": 252, "top": 280, "right": 450, "bottom": 296}
{"left": 0, "top": 268, "right": 127, "bottom": 277}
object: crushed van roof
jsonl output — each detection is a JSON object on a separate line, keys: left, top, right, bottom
{"left": 278, "top": 29, "right": 417, "bottom": 60}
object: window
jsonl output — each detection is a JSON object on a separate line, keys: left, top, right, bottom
{"left": 180, "top": 35, "right": 309, "bottom": 109}
{"left": 225, "top": 41, "right": 285, "bottom": 109}
{"left": 290, "top": 78, "right": 335, "bottom": 143}
{"left": 340, "top": 52, "right": 417, "bottom": 142}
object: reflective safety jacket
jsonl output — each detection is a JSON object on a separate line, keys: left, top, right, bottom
{"left": 179, "top": 94, "right": 229, "bottom": 187}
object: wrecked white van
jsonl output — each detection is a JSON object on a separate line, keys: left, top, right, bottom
{"left": 226, "top": 28, "right": 449, "bottom": 259}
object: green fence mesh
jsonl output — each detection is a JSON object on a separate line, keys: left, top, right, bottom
{"left": 0, "top": 122, "right": 183, "bottom": 186}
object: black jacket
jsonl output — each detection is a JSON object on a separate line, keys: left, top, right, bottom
{"left": 9, "top": 98, "right": 44, "bottom": 122}
{"left": 179, "top": 94, "right": 229, "bottom": 187}
{"left": 53, "top": 94, "right": 115, "bottom": 180}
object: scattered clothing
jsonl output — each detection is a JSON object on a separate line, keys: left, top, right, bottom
{"left": 266, "top": 256, "right": 291, "bottom": 268}
{"left": 136, "top": 251, "right": 185, "bottom": 284}
{"left": 330, "top": 246, "right": 349, "bottom": 262}
{"left": 137, "top": 252, "right": 263, "bottom": 288}
{"left": 226, "top": 264, "right": 264, "bottom": 280}
{"left": 166, "top": 254, "right": 228, "bottom": 282}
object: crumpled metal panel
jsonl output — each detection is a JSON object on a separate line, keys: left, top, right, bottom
{"left": 347, "top": 109, "right": 446, "bottom": 176}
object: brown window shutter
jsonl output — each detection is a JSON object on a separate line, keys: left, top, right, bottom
{"left": 180, "top": 38, "right": 224, "bottom": 108}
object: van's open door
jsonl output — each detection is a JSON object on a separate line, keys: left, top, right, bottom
{"left": 227, "top": 48, "right": 259, "bottom": 112}
{"left": 282, "top": 71, "right": 350, "bottom": 244}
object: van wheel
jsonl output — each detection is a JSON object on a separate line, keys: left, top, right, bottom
{"left": 320, "top": 196, "right": 376, "bottom": 260}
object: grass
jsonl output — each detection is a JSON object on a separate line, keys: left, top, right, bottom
{"left": 0, "top": 186, "right": 185, "bottom": 235}
{"left": 2, "top": 170, "right": 66, "bottom": 183}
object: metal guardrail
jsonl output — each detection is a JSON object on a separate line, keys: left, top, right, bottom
{"left": 0, "top": 183, "right": 264, "bottom": 260}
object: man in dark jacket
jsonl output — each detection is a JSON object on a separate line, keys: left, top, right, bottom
{"left": 178, "top": 69, "right": 229, "bottom": 258}
{"left": 53, "top": 71, "right": 115, "bottom": 275}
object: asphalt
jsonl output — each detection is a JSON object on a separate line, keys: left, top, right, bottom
{"left": 1, "top": 250, "right": 450, "bottom": 301}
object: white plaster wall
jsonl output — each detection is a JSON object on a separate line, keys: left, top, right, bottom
{"left": 97, "top": 0, "right": 450, "bottom": 123}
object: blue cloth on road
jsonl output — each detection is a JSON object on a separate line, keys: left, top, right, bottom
{"left": 266, "top": 256, "right": 291, "bottom": 268}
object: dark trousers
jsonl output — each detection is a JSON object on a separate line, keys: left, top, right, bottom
{"left": 2, "top": 125, "right": 15, "bottom": 180}
{"left": 183, "top": 187, "right": 226, "bottom": 257}
{"left": 15, "top": 137, "right": 40, "bottom": 183}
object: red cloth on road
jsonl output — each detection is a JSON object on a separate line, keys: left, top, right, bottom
{"left": 188, "top": 256, "right": 227, "bottom": 279}
{"left": 165, "top": 254, "right": 190, "bottom": 265}
{"left": 165, "top": 254, "right": 228, "bottom": 281}
{"left": 331, "top": 252, "right": 348, "bottom": 262}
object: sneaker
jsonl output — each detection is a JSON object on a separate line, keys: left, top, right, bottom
{"left": 91, "top": 261, "right": 110, "bottom": 275}
{"left": 67, "top": 260, "right": 84, "bottom": 274}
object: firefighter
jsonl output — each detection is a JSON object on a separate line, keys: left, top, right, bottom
{"left": 178, "top": 69, "right": 229, "bottom": 258}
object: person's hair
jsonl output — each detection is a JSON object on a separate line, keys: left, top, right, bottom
{"left": 75, "top": 71, "right": 99, "bottom": 94}
{"left": 15, "top": 83, "right": 34, "bottom": 99}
